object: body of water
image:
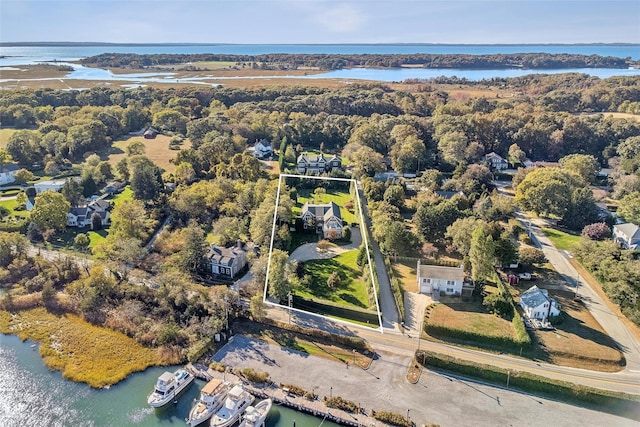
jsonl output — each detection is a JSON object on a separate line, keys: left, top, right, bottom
{"left": 0, "top": 333, "right": 336, "bottom": 427}
{"left": 1, "top": 44, "right": 639, "bottom": 84}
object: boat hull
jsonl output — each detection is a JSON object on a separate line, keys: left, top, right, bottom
{"left": 147, "top": 370, "right": 195, "bottom": 408}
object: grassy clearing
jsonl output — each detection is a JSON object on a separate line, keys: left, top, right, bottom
{"left": 110, "top": 186, "right": 133, "bottom": 205}
{"left": 0, "top": 307, "right": 161, "bottom": 388}
{"left": 541, "top": 228, "right": 582, "bottom": 252}
{"left": 234, "top": 319, "right": 371, "bottom": 368}
{"left": 293, "top": 188, "right": 358, "bottom": 224}
{"left": 427, "top": 302, "right": 519, "bottom": 341}
{"left": 0, "top": 128, "right": 17, "bottom": 149}
{"left": 0, "top": 197, "right": 28, "bottom": 218}
{"left": 390, "top": 259, "right": 418, "bottom": 293}
{"left": 107, "top": 135, "right": 191, "bottom": 172}
{"left": 188, "top": 61, "right": 241, "bottom": 69}
{"left": 297, "top": 249, "right": 370, "bottom": 309}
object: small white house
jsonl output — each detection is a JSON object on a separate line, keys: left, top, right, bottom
{"left": 253, "top": 139, "right": 273, "bottom": 159}
{"left": 34, "top": 178, "right": 68, "bottom": 194}
{"left": 417, "top": 261, "right": 465, "bottom": 296}
{"left": 613, "top": 223, "right": 640, "bottom": 250}
{"left": 519, "top": 285, "right": 561, "bottom": 321}
{"left": 485, "top": 152, "right": 508, "bottom": 170}
{"left": 0, "top": 164, "right": 19, "bottom": 185}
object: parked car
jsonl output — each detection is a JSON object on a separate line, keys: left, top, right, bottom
{"left": 518, "top": 272, "right": 533, "bottom": 280}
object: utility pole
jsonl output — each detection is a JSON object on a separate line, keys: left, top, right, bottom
{"left": 288, "top": 292, "right": 293, "bottom": 323}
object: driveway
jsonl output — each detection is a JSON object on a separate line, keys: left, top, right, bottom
{"left": 288, "top": 227, "right": 362, "bottom": 263}
{"left": 212, "top": 335, "right": 637, "bottom": 427}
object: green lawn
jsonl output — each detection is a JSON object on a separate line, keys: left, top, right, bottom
{"left": 293, "top": 188, "right": 358, "bottom": 225}
{"left": 542, "top": 227, "right": 582, "bottom": 252}
{"left": 110, "top": 186, "right": 133, "bottom": 205}
{"left": 0, "top": 197, "right": 28, "bottom": 218}
{"left": 296, "top": 249, "right": 370, "bottom": 309}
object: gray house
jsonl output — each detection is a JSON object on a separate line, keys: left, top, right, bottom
{"left": 296, "top": 153, "right": 342, "bottom": 175}
{"left": 613, "top": 223, "right": 640, "bottom": 250}
{"left": 301, "top": 201, "right": 343, "bottom": 239}
{"left": 208, "top": 242, "right": 248, "bottom": 279}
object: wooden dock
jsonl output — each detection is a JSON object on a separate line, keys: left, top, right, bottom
{"left": 186, "top": 363, "right": 383, "bottom": 427}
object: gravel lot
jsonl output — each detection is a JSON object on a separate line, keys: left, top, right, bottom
{"left": 212, "top": 335, "right": 638, "bottom": 427}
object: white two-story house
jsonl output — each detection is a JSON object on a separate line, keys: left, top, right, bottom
{"left": 297, "top": 153, "right": 342, "bottom": 175}
{"left": 519, "top": 285, "right": 561, "bottom": 321}
{"left": 417, "top": 261, "right": 466, "bottom": 297}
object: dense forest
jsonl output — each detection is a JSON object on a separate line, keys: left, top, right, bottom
{"left": 80, "top": 52, "right": 635, "bottom": 70}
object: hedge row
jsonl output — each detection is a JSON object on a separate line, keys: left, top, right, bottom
{"left": 419, "top": 351, "right": 640, "bottom": 420}
{"left": 372, "top": 410, "right": 413, "bottom": 427}
{"left": 384, "top": 255, "right": 405, "bottom": 323}
{"left": 424, "top": 323, "right": 530, "bottom": 350}
{"left": 292, "top": 295, "right": 379, "bottom": 326}
{"left": 492, "top": 271, "right": 531, "bottom": 348}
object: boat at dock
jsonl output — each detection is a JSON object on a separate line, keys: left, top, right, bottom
{"left": 147, "top": 368, "right": 195, "bottom": 408}
{"left": 210, "top": 384, "right": 254, "bottom": 427}
{"left": 239, "top": 398, "right": 272, "bottom": 427}
{"left": 185, "top": 378, "right": 231, "bottom": 427}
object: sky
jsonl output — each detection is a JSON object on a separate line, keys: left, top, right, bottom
{"left": 1, "top": 0, "right": 639, "bottom": 44}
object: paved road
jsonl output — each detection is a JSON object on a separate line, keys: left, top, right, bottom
{"left": 214, "top": 335, "right": 639, "bottom": 427}
{"left": 515, "top": 211, "right": 640, "bottom": 373}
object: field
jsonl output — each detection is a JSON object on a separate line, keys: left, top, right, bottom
{"left": 293, "top": 188, "right": 358, "bottom": 225}
{"left": 0, "top": 128, "right": 17, "bottom": 149}
{"left": 542, "top": 227, "right": 582, "bottom": 252}
{"left": 427, "top": 301, "right": 519, "bottom": 342}
{"left": 0, "top": 197, "right": 28, "bottom": 218}
{"left": 107, "top": 134, "right": 190, "bottom": 172}
{"left": 0, "top": 307, "right": 161, "bottom": 388}
{"left": 390, "top": 259, "right": 418, "bottom": 293}
{"left": 296, "top": 249, "right": 370, "bottom": 309}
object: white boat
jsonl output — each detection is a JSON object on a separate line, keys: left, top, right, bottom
{"left": 239, "top": 398, "right": 272, "bottom": 427}
{"left": 147, "top": 368, "right": 195, "bottom": 408}
{"left": 186, "top": 379, "right": 231, "bottom": 427}
{"left": 209, "top": 385, "right": 254, "bottom": 427}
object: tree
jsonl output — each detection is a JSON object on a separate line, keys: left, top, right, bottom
{"left": 176, "top": 222, "right": 208, "bottom": 278}
{"left": 152, "top": 109, "right": 187, "bottom": 134}
{"left": 91, "top": 212, "right": 103, "bottom": 231}
{"left": 61, "top": 178, "right": 84, "bottom": 207}
{"left": 494, "top": 233, "right": 519, "bottom": 266}
{"left": 116, "top": 157, "right": 130, "bottom": 181}
{"left": 383, "top": 185, "right": 405, "bottom": 210}
{"left": 469, "top": 224, "right": 494, "bottom": 283}
{"left": 414, "top": 200, "right": 466, "bottom": 242}
{"left": 173, "top": 162, "right": 196, "bottom": 185}
{"left": 559, "top": 153, "right": 600, "bottom": 185}
{"left": 483, "top": 292, "right": 512, "bottom": 318}
{"left": 518, "top": 247, "right": 547, "bottom": 268}
{"left": 12, "top": 168, "right": 35, "bottom": 184}
{"left": 250, "top": 294, "right": 267, "bottom": 321}
{"left": 582, "top": 223, "right": 611, "bottom": 241}
{"left": 617, "top": 192, "right": 640, "bottom": 224}
{"left": 212, "top": 216, "right": 247, "bottom": 247}
{"left": 437, "top": 131, "right": 468, "bottom": 165}
{"left": 130, "top": 157, "right": 163, "bottom": 202}
{"left": 26, "top": 221, "right": 43, "bottom": 243}
{"left": 81, "top": 174, "right": 98, "bottom": 198}
{"left": 30, "top": 190, "right": 70, "bottom": 232}
{"left": 445, "top": 217, "right": 487, "bottom": 255}
{"left": 267, "top": 249, "right": 294, "bottom": 301}
{"left": 382, "top": 221, "right": 418, "bottom": 256}
{"left": 126, "top": 139, "right": 146, "bottom": 156}
{"left": 515, "top": 168, "right": 582, "bottom": 217}
{"left": 507, "top": 143, "right": 526, "bottom": 166}
{"left": 344, "top": 145, "right": 385, "bottom": 177}
{"left": 562, "top": 187, "right": 600, "bottom": 231}
{"left": 74, "top": 233, "right": 91, "bottom": 252}
{"left": 109, "top": 198, "right": 155, "bottom": 241}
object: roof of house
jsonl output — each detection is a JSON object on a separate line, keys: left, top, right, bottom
{"left": 297, "top": 153, "right": 341, "bottom": 164}
{"left": 519, "top": 285, "right": 550, "bottom": 309}
{"left": 614, "top": 223, "right": 640, "bottom": 239}
{"left": 89, "top": 199, "right": 111, "bottom": 211}
{"left": 485, "top": 152, "right": 506, "bottom": 161}
{"left": 34, "top": 178, "right": 68, "bottom": 187}
{"left": 255, "top": 139, "right": 272, "bottom": 149}
{"left": 0, "top": 164, "right": 19, "bottom": 173}
{"left": 418, "top": 264, "right": 465, "bottom": 282}
{"left": 69, "top": 207, "right": 89, "bottom": 217}
{"left": 208, "top": 244, "right": 246, "bottom": 267}
{"left": 301, "top": 201, "right": 342, "bottom": 222}
{"left": 435, "top": 190, "right": 465, "bottom": 200}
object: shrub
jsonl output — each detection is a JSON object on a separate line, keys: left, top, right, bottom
{"left": 482, "top": 292, "right": 512, "bottom": 318}
{"left": 581, "top": 223, "right": 611, "bottom": 240}
{"left": 342, "top": 225, "right": 351, "bottom": 241}
{"left": 324, "top": 396, "right": 358, "bottom": 412}
{"left": 372, "top": 410, "right": 413, "bottom": 427}
{"left": 280, "top": 383, "right": 306, "bottom": 396}
{"left": 239, "top": 367, "right": 270, "bottom": 383}
{"left": 518, "top": 247, "right": 547, "bottom": 267}
{"left": 209, "top": 361, "right": 226, "bottom": 372}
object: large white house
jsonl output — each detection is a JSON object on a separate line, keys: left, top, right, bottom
{"left": 67, "top": 199, "right": 111, "bottom": 228}
{"left": 613, "top": 223, "right": 640, "bottom": 250}
{"left": 485, "top": 152, "right": 508, "bottom": 170}
{"left": 519, "top": 285, "right": 561, "bottom": 321}
{"left": 253, "top": 139, "right": 273, "bottom": 159}
{"left": 417, "top": 261, "right": 466, "bottom": 296}
{"left": 0, "top": 164, "right": 19, "bottom": 185}
{"left": 300, "top": 201, "right": 343, "bottom": 239}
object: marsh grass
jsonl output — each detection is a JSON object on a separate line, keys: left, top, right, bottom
{"left": 0, "top": 307, "right": 161, "bottom": 388}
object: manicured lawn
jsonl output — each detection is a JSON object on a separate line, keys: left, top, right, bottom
{"left": 48, "top": 227, "right": 108, "bottom": 251}
{"left": 110, "top": 186, "right": 133, "bottom": 205}
{"left": 293, "top": 188, "right": 358, "bottom": 225}
{"left": 542, "top": 228, "right": 582, "bottom": 252}
{"left": 296, "top": 249, "right": 370, "bottom": 309}
{"left": 0, "top": 197, "right": 28, "bottom": 218}
{"left": 391, "top": 259, "right": 418, "bottom": 293}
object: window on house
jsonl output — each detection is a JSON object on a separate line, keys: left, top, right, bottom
{"left": 446, "top": 280, "right": 454, "bottom": 286}
{"left": 446, "top": 288, "right": 453, "bottom": 293}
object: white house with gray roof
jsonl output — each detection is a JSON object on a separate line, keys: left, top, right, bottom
{"left": 0, "top": 164, "right": 19, "bottom": 185}
{"left": 301, "top": 201, "right": 342, "bottom": 239}
{"left": 208, "top": 242, "right": 248, "bottom": 279}
{"left": 613, "top": 223, "right": 640, "bottom": 250}
{"left": 519, "top": 285, "right": 560, "bottom": 321}
{"left": 417, "top": 262, "right": 466, "bottom": 296}
{"left": 296, "top": 153, "right": 342, "bottom": 175}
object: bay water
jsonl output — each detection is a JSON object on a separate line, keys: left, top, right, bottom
{"left": 0, "top": 333, "right": 337, "bottom": 427}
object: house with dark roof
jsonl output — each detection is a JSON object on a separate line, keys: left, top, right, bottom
{"left": 613, "top": 223, "right": 640, "bottom": 250}
{"left": 208, "top": 242, "right": 248, "bottom": 279}
{"left": 296, "top": 153, "right": 342, "bottom": 175}
{"left": 67, "top": 198, "right": 111, "bottom": 227}
{"left": 253, "top": 139, "right": 273, "bottom": 159}
{"left": 143, "top": 127, "right": 159, "bottom": 139}
{"left": 0, "top": 164, "right": 19, "bottom": 185}
{"left": 518, "top": 285, "right": 560, "bottom": 321}
{"left": 417, "top": 261, "right": 467, "bottom": 297}
{"left": 300, "top": 201, "right": 343, "bottom": 239}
